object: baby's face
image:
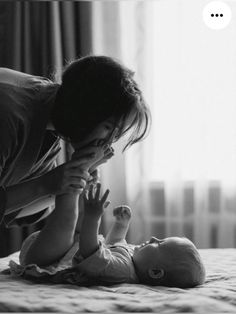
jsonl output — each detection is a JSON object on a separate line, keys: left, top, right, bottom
{"left": 133, "top": 237, "right": 191, "bottom": 272}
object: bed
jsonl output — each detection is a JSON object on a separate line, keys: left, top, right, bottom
{"left": 0, "top": 249, "right": 236, "bottom": 313}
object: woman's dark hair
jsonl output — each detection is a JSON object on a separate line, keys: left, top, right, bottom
{"left": 51, "top": 55, "right": 151, "bottom": 151}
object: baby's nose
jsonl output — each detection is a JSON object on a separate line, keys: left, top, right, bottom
{"left": 149, "top": 237, "right": 162, "bottom": 244}
{"left": 150, "top": 237, "right": 158, "bottom": 243}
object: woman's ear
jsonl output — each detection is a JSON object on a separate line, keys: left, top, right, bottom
{"left": 148, "top": 268, "right": 165, "bottom": 279}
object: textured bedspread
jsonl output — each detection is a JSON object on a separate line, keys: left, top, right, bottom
{"left": 0, "top": 249, "right": 236, "bottom": 313}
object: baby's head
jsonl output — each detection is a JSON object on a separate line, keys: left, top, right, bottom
{"left": 132, "top": 237, "right": 205, "bottom": 288}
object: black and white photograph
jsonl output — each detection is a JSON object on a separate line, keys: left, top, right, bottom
{"left": 0, "top": 0, "right": 236, "bottom": 312}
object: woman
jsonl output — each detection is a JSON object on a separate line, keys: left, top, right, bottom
{"left": 0, "top": 55, "right": 150, "bottom": 227}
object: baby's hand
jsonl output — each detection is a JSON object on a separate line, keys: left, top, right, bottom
{"left": 83, "top": 183, "right": 110, "bottom": 218}
{"left": 113, "top": 206, "right": 132, "bottom": 226}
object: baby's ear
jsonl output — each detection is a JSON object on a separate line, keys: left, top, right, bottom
{"left": 148, "top": 268, "right": 165, "bottom": 279}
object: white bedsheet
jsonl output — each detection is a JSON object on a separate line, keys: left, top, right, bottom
{"left": 0, "top": 249, "right": 236, "bottom": 313}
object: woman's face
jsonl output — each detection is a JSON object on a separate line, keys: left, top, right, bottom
{"left": 71, "top": 118, "right": 119, "bottom": 152}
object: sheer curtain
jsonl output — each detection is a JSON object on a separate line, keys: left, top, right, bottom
{"left": 89, "top": 0, "right": 154, "bottom": 243}
{"left": 90, "top": 0, "right": 236, "bottom": 248}
{"left": 146, "top": 0, "right": 236, "bottom": 249}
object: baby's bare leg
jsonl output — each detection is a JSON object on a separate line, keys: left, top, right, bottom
{"left": 105, "top": 206, "right": 132, "bottom": 245}
{"left": 24, "top": 193, "right": 80, "bottom": 267}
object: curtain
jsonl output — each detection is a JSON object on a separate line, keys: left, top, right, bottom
{"left": 145, "top": 0, "right": 236, "bottom": 249}
{"left": 1, "top": 0, "right": 235, "bottom": 256}
{"left": 0, "top": 0, "right": 92, "bottom": 256}
{"left": 89, "top": 0, "right": 236, "bottom": 249}
{"left": 88, "top": 0, "right": 153, "bottom": 244}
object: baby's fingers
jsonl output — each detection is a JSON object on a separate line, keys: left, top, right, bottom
{"left": 104, "top": 201, "right": 110, "bottom": 208}
{"left": 88, "top": 184, "right": 94, "bottom": 200}
{"left": 95, "top": 182, "right": 101, "bottom": 200}
{"left": 100, "top": 189, "right": 110, "bottom": 205}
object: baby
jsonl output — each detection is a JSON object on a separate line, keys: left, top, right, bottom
{"left": 76, "top": 184, "right": 205, "bottom": 288}
{"left": 10, "top": 182, "right": 206, "bottom": 288}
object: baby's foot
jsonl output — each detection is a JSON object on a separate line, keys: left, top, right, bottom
{"left": 72, "top": 145, "right": 104, "bottom": 163}
{"left": 89, "top": 145, "right": 114, "bottom": 173}
{"left": 113, "top": 205, "right": 132, "bottom": 227}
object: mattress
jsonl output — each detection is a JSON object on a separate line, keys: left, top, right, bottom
{"left": 0, "top": 249, "right": 236, "bottom": 313}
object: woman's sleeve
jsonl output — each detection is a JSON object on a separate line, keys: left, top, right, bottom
{"left": 0, "top": 114, "right": 17, "bottom": 179}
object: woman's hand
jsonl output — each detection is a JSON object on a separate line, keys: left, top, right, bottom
{"left": 44, "top": 146, "right": 105, "bottom": 196}
{"left": 72, "top": 145, "right": 105, "bottom": 186}
{"left": 72, "top": 146, "right": 105, "bottom": 163}
{"left": 88, "top": 168, "right": 100, "bottom": 185}
{"left": 83, "top": 183, "right": 110, "bottom": 218}
{"left": 43, "top": 157, "right": 93, "bottom": 196}
{"left": 73, "top": 145, "right": 114, "bottom": 188}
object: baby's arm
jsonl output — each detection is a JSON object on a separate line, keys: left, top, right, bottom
{"left": 79, "top": 183, "right": 110, "bottom": 258}
{"left": 105, "top": 206, "right": 131, "bottom": 245}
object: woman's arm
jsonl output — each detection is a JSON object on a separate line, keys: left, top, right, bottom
{"left": 23, "top": 193, "right": 80, "bottom": 267}
{"left": 2, "top": 158, "right": 91, "bottom": 217}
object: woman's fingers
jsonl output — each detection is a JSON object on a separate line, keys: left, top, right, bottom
{"left": 72, "top": 145, "right": 104, "bottom": 159}
{"left": 71, "top": 152, "right": 96, "bottom": 161}
{"left": 103, "top": 146, "right": 111, "bottom": 154}
{"left": 68, "top": 188, "right": 84, "bottom": 194}
{"left": 105, "top": 151, "right": 114, "bottom": 159}
{"left": 68, "top": 158, "right": 95, "bottom": 170}
{"left": 69, "top": 178, "right": 87, "bottom": 189}
{"left": 69, "top": 169, "right": 90, "bottom": 181}
{"left": 104, "top": 146, "right": 114, "bottom": 156}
